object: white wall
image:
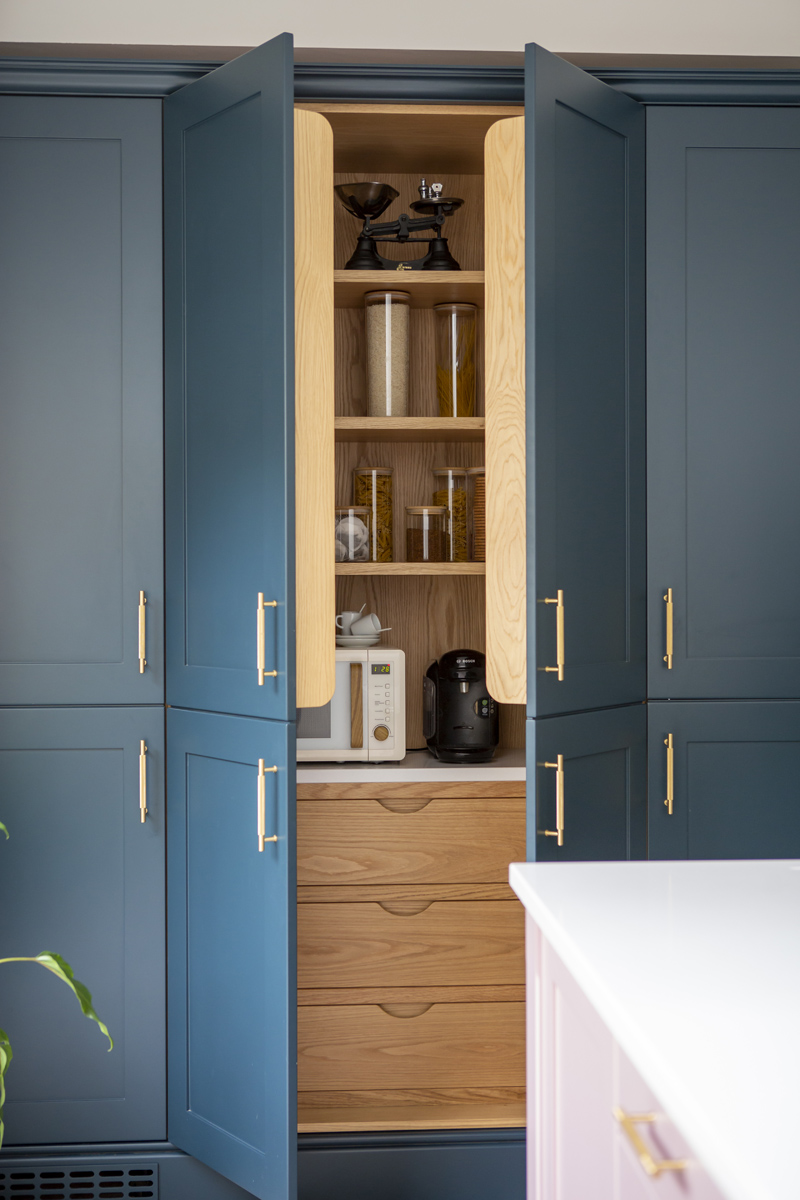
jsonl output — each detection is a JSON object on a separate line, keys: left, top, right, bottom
{"left": 2, "top": 0, "right": 800, "bottom": 57}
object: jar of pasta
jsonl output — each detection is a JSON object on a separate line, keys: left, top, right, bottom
{"left": 432, "top": 467, "right": 468, "bottom": 562}
{"left": 353, "top": 466, "right": 394, "bottom": 562}
{"left": 406, "top": 506, "right": 448, "bottom": 563}
{"left": 467, "top": 466, "right": 486, "bottom": 561}
{"left": 435, "top": 302, "right": 477, "bottom": 418}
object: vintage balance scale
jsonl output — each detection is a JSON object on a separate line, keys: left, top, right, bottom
{"left": 335, "top": 179, "right": 464, "bottom": 270}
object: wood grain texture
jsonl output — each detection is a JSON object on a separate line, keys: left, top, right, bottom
{"left": 295, "top": 108, "right": 335, "bottom": 708}
{"left": 298, "top": 900, "right": 523, "bottom": 987}
{"left": 298, "top": 986, "right": 525, "bottom": 1005}
{"left": 298, "top": 1002, "right": 525, "bottom": 1090}
{"left": 297, "top": 796, "right": 525, "bottom": 884}
{"left": 350, "top": 661, "right": 362, "bottom": 748}
{"left": 297, "top": 780, "right": 525, "bottom": 799}
{"left": 297, "top": 1085, "right": 525, "bottom": 1106}
{"left": 335, "top": 416, "right": 485, "bottom": 443}
{"left": 334, "top": 271, "right": 485, "bottom": 308}
{"left": 336, "top": 562, "right": 486, "bottom": 576}
{"left": 297, "top": 882, "right": 518, "bottom": 902}
{"left": 485, "top": 116, "right": 527, "bottom": 706}
{"left": 298, "top": 1100, "right": 526, "bottom": 1133}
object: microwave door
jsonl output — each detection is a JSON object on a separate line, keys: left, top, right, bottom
{"left": 296, "top": 652, "right": 368, "bottom": 760}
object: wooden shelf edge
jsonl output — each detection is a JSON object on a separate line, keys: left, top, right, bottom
{"left": 336, "top": 561, "right": 486, "bottom": 576}
{"left": 334, "top": 270, "right": 485, "bottom": 308}
{"left": 335, "top": 416, "right": 485, "bottom": 443}
{"left": 298, "top": 1102, "right": 526, "bottom": 1134}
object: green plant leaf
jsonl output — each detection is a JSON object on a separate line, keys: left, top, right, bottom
{"left": 32, "top": 954, "right": 113, "bottom": 1051}
{"left": 0, "top": 1026, "right": 12, "bottom": 1149}
{"left": 0, "top": 820, "right": 8, "bottom": 839}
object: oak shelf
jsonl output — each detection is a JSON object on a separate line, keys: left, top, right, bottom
{"left": 335, "top": 561, "right": 486, "bottom": 576}
{"left": 335, "top": 416, "right": 485, "bottom": 443}
{"left": 298, "top": 1101, "right": 526, "bottom": 1134}
{"left": 334, "top": 270, "right": 485, "bottom": 308}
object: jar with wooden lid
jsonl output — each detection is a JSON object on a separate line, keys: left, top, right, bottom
{"left": 365, "top": 291, "right": 410, "bottom": 417}
{"left": 467, "top": 467, "right": 486, "bottom": 561}
{"left": 406, "top": 506, "right": 448, "bottom": 563}
{"left": 353, "top": 466, "right": 393, "bottom": 561}
{"left": 432, "top": 467, "right": 468, "bottom": 562}
{"left": 435, "top": 302, "right": 477, "bottom": 418}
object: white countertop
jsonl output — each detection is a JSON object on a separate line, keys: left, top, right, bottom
{"left": 509, "top": 860, "right": 800, "bottom": 1200}
{"left": 297, "top": 747, "right": 525, "bottom": 783}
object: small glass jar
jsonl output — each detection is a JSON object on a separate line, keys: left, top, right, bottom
{"left": 365, "top": 290, "right": 410, "bottom": 417}
{"left": 432, "top": 467, "right": 468, "bottom": 562}
{"left": 435, "top": 302, "right": 477, "bottom": 418}
{"left": 466, "top": 467, "right": 486, "bottom": 561}
{"left": 406, "top": 506, "right": 448, "bottom": 563}
{"left": 334, "top": 506, "right": 371, "bottom": 563}
{"left": 353, "top": 466, "right": 394, "bottom": 562}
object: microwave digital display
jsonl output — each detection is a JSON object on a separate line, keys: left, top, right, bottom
{"left": 371, "top": 664, "right": 391, "bottom": 674}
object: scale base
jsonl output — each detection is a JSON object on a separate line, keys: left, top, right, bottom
{"left": 344, "top": 236, "right": 460, "bottom": 272}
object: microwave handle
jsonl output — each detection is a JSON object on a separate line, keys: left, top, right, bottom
{"left": 350, "top": 662, "right": 364, "bottom": 749}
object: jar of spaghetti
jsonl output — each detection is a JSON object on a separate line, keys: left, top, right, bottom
{"left": 435, "top": 302, "right": 477, "bottom": 418}
{"left": 432, "top": 467, "right": 468, "bottom": 562}
{"left": 353, "top": 466, "right": 394, "bottom": 562}
{"left": 467, "top": 467, "right": 486, "bottom": 561}
{"left": 406, "top": 506, "right": 448, "bottom": 563}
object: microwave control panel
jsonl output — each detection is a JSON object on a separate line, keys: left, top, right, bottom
{"left": 368, "top": 661, "right": 396, "bottom": 751}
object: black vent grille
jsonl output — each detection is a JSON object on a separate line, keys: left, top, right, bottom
{"left": 0, "top": 1164, "right": 158, "bottom": 1200}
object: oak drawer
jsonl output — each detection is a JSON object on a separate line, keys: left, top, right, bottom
{"left": 297, "top": 797, "right": 525, "bottom": 885}
{"left": 298, "top": 900, "right": 524, "bottom": 988}
{"left": 298, "top": 1001, "right": 525, "bottom": 1092}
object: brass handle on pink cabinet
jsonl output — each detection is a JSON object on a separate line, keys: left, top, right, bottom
{"left": 139, "top": 740, "right": 148, "bottom": 823}
{"left": 540, "top": 590, "right": 565, "bottom": 680}
{"left": 257, "top": 759, "right": 278, "bottom": 852}
{"left": 539, "top": 754, "right": 565, "bottom": 846}
{"left": 664, "top": 734, "right": 674, "bottom": 815}
{"left": 613, "top": 1108, "right": 687, "bottom": 1177}
{"left": 663, "top": 588, "right": 674, "bottom": 668}
{"left": 257, "top": 594, "right": 278, "bottom": 685}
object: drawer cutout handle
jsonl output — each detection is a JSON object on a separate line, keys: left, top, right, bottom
{"left": 377, "top": 900, "right": 433, "bottom": 916}
{"left": 613, "top": 1107, "right": 688, "bottom": 1178}
{"left": 375, "top": 797, "right": 433, "bottom": 814}
{"left": 379, "top": 1003, "right": 434, "bottom": 1019}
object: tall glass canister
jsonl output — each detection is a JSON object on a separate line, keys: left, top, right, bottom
{"left": 365, "top": 291, "right": 410, "bottom": 417}
{"left": 435, "top": 302, "right": 477, "bottom": 418}
{"left": 432, "top": 467, "right": 468, "bottom": 562}
{"left": 353, "top": 466, "right": 394, "bottom": 562}
{"left": 467, "top": 466, "right": 486, "bottom": 561}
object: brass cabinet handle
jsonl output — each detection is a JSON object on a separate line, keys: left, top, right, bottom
{"left": 257, "top": 593, "right": 278, "bottom": 685}
{"left": 664, "top": 733, "right": 674, "bottom": 815}
{"left": 139, "top": 739, "right": 148, "bottom": 823}
{"left": 539, "top": 590, "right": 565, "bottom": 680}
{"left": 138, "top": 590, "right": 147, "bottom": 674}
{"left": 257, "top": 759, "right": 278, "bottom": 852}
{"left": 663, "top": 588, "right": 674, "bottom": 668}
{"left": 613, "top": 1107, "right": 687, "bottom": 1178}
{"left": 539, "top": 754, "right": 565, "bottom": 846}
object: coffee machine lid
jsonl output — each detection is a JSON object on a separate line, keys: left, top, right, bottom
{"left": 437, "top": 649, "right": 485, "bottom": 681}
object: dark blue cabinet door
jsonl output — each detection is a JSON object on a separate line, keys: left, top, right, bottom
{"left": 527, "top": 705, "right": 646, "bottom": 862}
{"left": 164, "top": 34, "right": 295, "bottom": 721}
{"left": 647, "top": 109, "right": 800, "bottom": 699}
{"left": 0, "top": 706, "right": 165, "bottom": 1144}
{"left": 525, "top": 45, "right": 646, "bottom": 718}
{"left": 648, "top": 701, "right": 800, "bottom": 860}
{"left": 0, "top": 98, "right": 163, "bottom": 705}
{"left": 167, "top": 707, "right": 296, "bottom": 1200}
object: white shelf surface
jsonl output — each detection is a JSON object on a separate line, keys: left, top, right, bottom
{"left": 297, "top": 746, "right": 525, "bottom": 783}
{"left": 509, "top": 859, "right": 800, "bottom": 1200}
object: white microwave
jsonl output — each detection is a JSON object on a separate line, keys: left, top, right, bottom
{"left": 296, "top": 647, "right": 405, "bottom": 762}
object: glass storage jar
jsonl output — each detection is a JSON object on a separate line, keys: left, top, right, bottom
{"left": 435, "top": 302, "right": 477, "bottom": 418}
{"left": 365, "top": 290, "right": 410, "bottom": 417}
{"left": 406, "top": 506, "right": 448, "bottom": 563}
{"left": 432, "top": 467, "right": 468, "bottom": 562}
{"left": 334, "top": 506, "right": 371, "bottom": 562}
{"left": 467, "top": 467, "right": 486, "bottom": 561}
{"left": 353, "top": 466, "right": 394, "bottom": 562}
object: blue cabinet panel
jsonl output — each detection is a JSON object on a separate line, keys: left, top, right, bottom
{"left": 647, "top": 108, "right": 800, "bottom": 698}
{"left": 528, "top": 705, "right": 646, "bottom": 862}
{"left": 648, "top": 701, "right": 800, "bottom": 859}
{"left": 0, "top": 706, "right": 165, "bottom": 1144}
{"left": 0, "top": 97, "right": 163, "bottom": 705}
{"left": 164, "top": 34, "right": 295, "bottom": 721}
{"left": 167, "top": 706, "right": 296, "bottom": 1200}
{"left": 525, "top": 45, "right": 646, "bottom": 718}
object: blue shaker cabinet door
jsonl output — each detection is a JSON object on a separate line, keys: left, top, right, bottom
{"left": 0, "top": 98, "right": 163, "bottom": 705}
{"left": 648, "top": 701, "right": 800, "bottom": 860}
{"left": 167, "top": 707, "right": 296, "bottom": 1200}
{"left": 0, "top": 706, "right": 165, "bottom": 1145}
{"left": 528, "top": 705, "right": 646, "bottom": 863}
{"left": 525, "top": 46, "right": 646, "bottom": 718}
{"left": 647, "top": 109, "right": 800, "bottom": 698}
{"left": 164, "top": 34, "right": 295, "bottom": 721}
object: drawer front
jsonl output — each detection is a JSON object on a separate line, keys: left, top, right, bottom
{"left": 298, "top": 900, "right": 524, "bottom": 988}
{"left": 297, "top": 797, "right": 525, "bottom": 885}
{"left": 298, "top": 1002, "right": 525, "bottom": 1092}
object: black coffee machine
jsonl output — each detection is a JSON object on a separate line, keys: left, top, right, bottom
{"left": 423, "top": 650, "right": 499, "bottom": 764}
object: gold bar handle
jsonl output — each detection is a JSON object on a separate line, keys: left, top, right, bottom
{"left": 663, "top": 588, "right": 674, "bottom": 669}
{"left": 664, "top": 733, "right": 674, "bottom": 815}
{"left": 613, "top": 1108, "right": 687, "bottom": 1178}
{"left": 540, "top": 590, "right": 565, "bottom": 681}
{"left": 257, "top": 593, "right": 278, "bottom": 685}
{"left": 138, "top": 590, "right": 147, "bottom": 674}
{"left": 139, "top": 739, "right": 148, "bottom": 823}
{"left": 539, "top": 754, "right": 565, "bottom": 846}
{"left": 257, "top": 759, "right": 279, "bottom": 851}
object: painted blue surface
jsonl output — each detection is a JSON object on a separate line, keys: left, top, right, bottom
{"left": 525, "top": 44, "right": 646, "bottom": 719}
{"left": 647, "top": 107, "right": 800, "bottom": 699}
{"left": 164, "top": 33, "right": 295, "bottom": 721}
{"left": 0, "top": 706, "right": 165, "bottom": 1145}
{"left": 0, "top": 97, "right": 163, "bottom": 705}
{"left": 526, "top": 706, "right": 646, "bottom": 862}
{"left": 167, "top": 706, "right": 296, "bottom": 1200}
